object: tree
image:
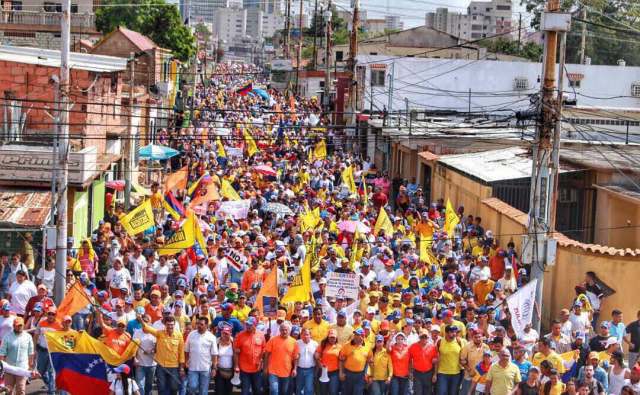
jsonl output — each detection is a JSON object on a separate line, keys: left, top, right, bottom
{"left": 95, "top": 0, "right": 196, "bottom": 62}
{"left": 478, "top": 37, "right": 543, "bottom": 61}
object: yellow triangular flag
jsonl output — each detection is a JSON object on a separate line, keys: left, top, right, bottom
{"left": 444, "top": 199, "right": 460, "bottom": 238}
{"left": 221, "top": 179, "right": 241, "bottom": 201}
{"left": 120, "top": 200, "right": 154, "bottom": 237}
{"left": 243, "top": 129, "right": 259, "bottom": 157}
{"left": 374, "top": 207, "right": 394, "bottom": 237}
{"left": 341, "top": 165, "right": 357, "bottom": 194}
{"left": 281, "top": 250, "right": 312, "bottom": 303}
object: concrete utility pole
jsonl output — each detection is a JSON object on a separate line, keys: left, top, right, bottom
{"left": 312, "top": 0, "right": 319, "bottom": 69}
{"left": 525, "top": 0, "right": 569, "bottom": 331}
{"left": 579, "top": 8, "right": 587, "bottom": 64}
{"left": 295, "top": 0, "right": 304, "bottom": 94}
{"left": 124, "top": 52, "right": 135, "bottom": 211}
{"left": 54, "top": 0, "right": 71, "bottom": 304}
{"left": 323, "top": 4, "right": 332, "bottom": 112}
{"left": 284, "top": 0, "right": 292, "bottom": 59}
{"left": 387, "top": 61, "right": 394, "bottom": 113}
{"left": 347, "top": 0, "right": 359, "bottom": 120}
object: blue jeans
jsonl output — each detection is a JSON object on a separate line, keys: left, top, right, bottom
{"left": 268, "top": 374, "right": 291, "bottom": 395}
{"left": 413, "top": 370, "right": 434, "bottom": 395}
{"left": 156, "top": 366, "right": 180, "bottom": 395}
{"left": 460, "top": 377, "right": 473, "bottom": 395}
{"left": 436, "top": 373, "right": 461, "bottom": 395}
{"left": 296, "top": 367, "right": 314, "bottom": 395}
{"left": 342, "top": 369, "right": 366, "bottom": 395}
{"left": 240, "top": 371, "right": 262, "bottom": 395}
{"left": 320, "top": 370, "right": 340, "bottom": 395}
{"left": 135, "top": 365, "right": 156, "bottom": 395}
{"left": 390, "top": 376, "right": 409, "bottom": 395}
{"left": 187, "top": 370, "right": 210, "bottom": 395}
{"left": 370, "top": 380, "right": 388, "bottom": 395}
{"left": 72, "top": 312, "right": 89, "bottom": 331}
{"left": 36, "top": 347, "right": 55, "bottom": 394}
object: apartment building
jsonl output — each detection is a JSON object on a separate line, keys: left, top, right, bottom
{"left": 425, "top": 0, "right": 513, "bottom": 40}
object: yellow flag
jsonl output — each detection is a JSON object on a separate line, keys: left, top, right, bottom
{"left": 341, "top": 166, "right": 357, "bottom": 194}
{"left": 361, "top": 174, "right": 368, "bottom": 205}
{"left": 120, "top": 199, "right": 154, "bottom": 237}
{"left": 243, "top": 129, "right": 259, "bottom": 157}
{"left": 158, "top": 214, "right": 197, "bottom": 256}
{"left": 281, "top": 250, "right": 312, "bottom": 303}
{"left": 350, "top": 231, "right": 360, "bottom": 269}
{"left": 444, "top": 199, "right": 460, "bottom": 237}
{"left": 300, "top": 208, "right": 320, "bottom": 232}
{"left": 216, "top": 137, "right": 226, "bottom": 158}
{"left": 374, "top": 207, "right": 394, "bottom": 237}
{"left": 419, "top": 235, "right": 433, "bottom": 263}
{"left": 221, "top": 179, "right": 241, "bottom": 201}
{"left": 313, "top": 140, "right": 327, "bottom": 159}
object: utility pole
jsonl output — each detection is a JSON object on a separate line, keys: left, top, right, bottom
{"left": 323, "top": 4, "right": 332, "bottom": 112}
{"left": 387, "top": 61, "right": 394, "bottom": 113}
{"left": 295, "top": 0, "right": 304, "bottom": 94}
{"left": 525, "top": 0, "right": 569, "bottom": 331}
{"left": 284, "top": 0, "right": 292, "bottom": 59}
{"left": 347, "top": 0, "right": 359, "bottom": 122}
{"left": 312, "top": 0, "right": 319, "bottom": 69}
{"left": 579, "top": 7, "right": 587, "bottom": 64}
{"left": 54, "top": 0, "right": 71, "bottom": 304}
{"left": 124, "top": 52, "right": 135, "bottom": 211}
{"left": 518, "top": 13, "right": 522, "bottom": 50}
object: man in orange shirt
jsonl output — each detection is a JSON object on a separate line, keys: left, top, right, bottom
{"left": 409, "top": 328, "right": 439, "bottom": 395}
{"left": 145, "top": 290, "right": 164, "bottom": 323}
{"left": 96, "top": 311, "right": 132, "bottom": 355}
{"left": 234, "top": 317, "right": 265, "bottom": 395}
{"left": 240, "top": 259, "right": 264, "bottom": 293}
{"left": 264, "top": 322, "right": 299, "bottom": 395}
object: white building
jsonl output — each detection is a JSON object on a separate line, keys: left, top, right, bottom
{"left": 359, "top": 54, "right": 640, "bottom": 116}
{"left": 246, "top": 9, "right": 285, "bottom": 41}
{"left": 365, "top": 19, "right": 387, "bottom": 35}
{"left": 291, "top": 13, "right": 311, "bottom": 29}
{"left": 425, "top": 8, "right": 462, "bottom": 37}
{"left": 213, "top": 7, "right": 248, "bottom": 44}
{"left": 385, "top": 15, "right": 404, "bottom": 31}
{"left": 425, "top": 0, "right": 512, "bottom": 40}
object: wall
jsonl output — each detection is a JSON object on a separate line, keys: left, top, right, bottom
{"left": 91, "top": 31, "right": 154, "bottom": 88}
{"left": 430, "top": 163, "right": 493, "bottom": 216}
{"left": 593, "top": 186, "right": 640, "bottom": 250}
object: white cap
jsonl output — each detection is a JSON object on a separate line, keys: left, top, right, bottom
{"left": 604, "top": 337, "right": 618, "bottom": 348}
{"left": 431, "top": 324, "right": 441, "bottom": 332}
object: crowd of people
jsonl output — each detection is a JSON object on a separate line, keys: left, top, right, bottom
{"left": 0, "top": 62, "right": 638, "bottom": 395}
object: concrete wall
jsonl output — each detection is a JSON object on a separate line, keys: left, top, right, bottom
{"left": 593, "top": 187, "right": 640, "bottom": 250}
{"left": 431, "top": 163, "right": 493, "bottom": 216}
{"left": 91, "top": 31, "right": 155, "bottom": 88}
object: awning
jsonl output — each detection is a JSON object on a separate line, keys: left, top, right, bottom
{"left": 0, "top": 188, "right": 51, "bottom": 228}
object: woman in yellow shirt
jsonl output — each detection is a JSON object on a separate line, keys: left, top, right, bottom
{"left": 339, "top": 328, "right": 370, "bottom": 395}
{"left": 368, "top": 335, "right": 392, "bottom": 395}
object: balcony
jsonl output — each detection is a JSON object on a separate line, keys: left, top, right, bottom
{"left": 0, "top": 10, "right": 96, "bottom": 32}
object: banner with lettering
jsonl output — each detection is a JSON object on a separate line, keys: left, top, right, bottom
{"left": 120, "top": 200, "right": 154, "bottom": 237}
{"left": 157, "top": 214, "right": 197, "bottom": 256}
{"left": 225, "top": 248, "right": 247, "bottom": 272}
{"left": 216, "top": 199, "right": 251, "bottom": 220}
{"left": 325, "top": 272, "right": 360, "bottom": 300}
{"left": 506, "top": 279, "right": 538, "bottom": 339}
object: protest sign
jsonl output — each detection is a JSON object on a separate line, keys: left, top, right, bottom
{"left": 507, "top": 279, "right": 538, "bottom": 339}
{"left": 216, "top": 199, "right": 251, "bottom": 219}
{"left": 325, "top": 272, "right": 360, "bottom": 300}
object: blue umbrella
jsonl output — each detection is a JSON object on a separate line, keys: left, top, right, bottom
{"left": 138, "top": 144, "right": 180, "bottom": 160}
{"left": 252, "top": 88, "right": 270, "bottom": 100}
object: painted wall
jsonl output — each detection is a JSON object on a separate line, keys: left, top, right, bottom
{"left": 594, "top": 188, "right": 640, "bottom": 250}
{"left": 430, "top": 163, "right": 493, "bottom": 216}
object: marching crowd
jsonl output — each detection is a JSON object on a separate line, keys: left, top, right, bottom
{"left": 0, "top": 62, "right": 638, "bottom": 395}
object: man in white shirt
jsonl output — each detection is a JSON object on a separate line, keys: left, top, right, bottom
{"left": 185, "top": 316, "right": 218, "bottom": 395}
{"left": 186, "top": 258, "right": 214, "bottom": 285}
{"left": 133, "top": 313, "right": 157, "bottom": 395}
{"left": 296, "top": 327, "right": 319, "bottom": 395}
{"left": 7, "top": 270, "right": 36, "bottom": 316}
{"left": 377, "top": 262, "right": 398, "bottom": 287}
{"left": 357, "top": 261, "right": 377, "bottom": 288}
{"left": 569, "top": 302, "right": 592, "bottom": 337}
{"left": 129, "top": 248, "right": 147, "bottom": 292}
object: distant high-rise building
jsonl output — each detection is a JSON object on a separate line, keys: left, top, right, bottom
{"left": 180, "top": 0, "right": 231, "bottom": 24}
{"left": 213, "top": 7, "right": 248, "bottom": 43}
{"left": 425, "top": 8, "right": 461, "bottom": 36}
{"left": 385, "top": 15, "right": 404, "bottom": 31}
{"left": 425, "top": 0, "right": 512, "bottom": 40}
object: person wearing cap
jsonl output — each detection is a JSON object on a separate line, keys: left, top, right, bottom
{"left": 484, "top": 348, "right": 521, "bottom": 395}
{"left": 434, "top": 324, "right": 463, "bottom": 395}
{"left": 0, "top": 316, "right": 34, "bottom": 395}
{"left": 368, "top": 334, "right": 392, "bottom": 395}
{"left": 234, "top": 316, "right": 266, "bottom": 395}
{"left": 302, "top": 306, "right": 337, "bottom": 344}
{"left": 232, "top": 293, "right": 252, "bottom": 323}
{"left": 145, "top": 290, "right": 164, "bottom": 324}
{"left": 316, "top": 328, "right": 342, "bottom": 395}
{"left": 7, "top": 269, "right": 36, "bottom": 317}
{"left": 95, "top": 309, "right": 133, "bottom": 356}
{"left": 569, "top": 301, "right": 592, "bottom": 337}
{"left": 213, "top": 303, "right": 243, "bottom": 336}
{"left": 338, "top": 327, "right": 369, "bottom": 395}
{"left": 34, "top": 306, "right": 62, "bottom": 395}
{"left": 24, "top": 283, "right": 54, "bottom": 324}
{"left": 185, "top": 315, "right": 218, "bottom": 395}
{"left": 331, "top": 310, "right": 354, "bottom": 345}
{"left": 264, "top": 322, "right": 299, "bottom": 395}
{"left": 137, "top": 313, "right": 185, "bottom": 395}
{"left": 106, "top": 258, "right": 132, "bottom": 298}
{"left": 460, "top": 329, "right": 490, "bottom": 395}
{"left": 388, "top": 332, "right": 410, "bottom": 394}
{"left": 110, "top": 363, "right": 140, "bottom": 395}
{"left": 532, "top": 338, "right": 567, "bottom": 377}
{"left": 473, "top": 272, "right": 495, "bottom": 306}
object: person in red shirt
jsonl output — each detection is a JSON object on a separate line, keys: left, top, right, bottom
{"left": 409, "top": 328, "right": 439, "bottom": 395}
{"left": 233, "top": 317, "right": 265, "bottom": 395}
{"left": 24, "top": 284, "right": 54, "bottom": 323}
{"left": 389, "top": 332, "right": 411, "bottom": 395}
{"left": 96, "top": 311, "right": 132, "bottom": 356}
{"left": 371, "top": 187, "right": 388, "bottom": 210}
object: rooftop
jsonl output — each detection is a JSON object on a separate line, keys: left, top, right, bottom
{"left": 0, "top": 189, "right": 51, "bottom": 228}
{"left": 116, "top": 26, "right": 158, "bottom": 52}
{"left": 0, "top": 45, "right": 127, "bottom": 72}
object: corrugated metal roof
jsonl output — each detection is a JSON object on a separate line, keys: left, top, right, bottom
{"left": 0, "top": 189, "right": 51, "bottom": 227}
{"left": 118, "top": 27, "right": 157, "bottom": 52}
{"left": 438, "top": 147, "right": 534, "bottom": 183}
{"left": 0, "top": 45, "right": 127, "bottom": 73}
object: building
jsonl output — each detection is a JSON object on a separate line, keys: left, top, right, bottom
{"left": 244, "top": 0, "right": 282, "bottom": 14}
{"left": 180, "top": 0, "right": 231, "bottom": 24}
{"left": 364, "top": 19, "right": 386, "bottom": 36}
{"left": 246, "top": 9, "right": 284, "bottom": 41}
{"left": 384, "top": 15, "right": 403, "bottom": 31}
{"left": 212, "top": 7, "right": 248, "bottom": 44}
{"left": 357, "top": 54, "right": 640, "bottom": 115}
{"left": 0, "top": 45, "right": 131, "bottom": 251}
{"left": 291, "top": 13, "right": 310, "bottom": 30}
{"left": 90, "top": 27, "right": 179, "bottom": 141}
{"left": 425, "top": 7, "right": 462, "bottom": 37}
{"left": 0, "top": 0, "right": 99, "bottom": 49}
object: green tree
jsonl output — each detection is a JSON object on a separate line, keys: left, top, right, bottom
{"left": 95, "top": 0, "right": 196, "bottom": 62}
{"left": 478, "top": 37, "right": 543, "bottom": 61}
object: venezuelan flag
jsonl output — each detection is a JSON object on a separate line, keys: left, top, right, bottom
{"left": 236, "top": 83, "right": 253, "bottom": 96}
{"left": 46, "top": 331, "right": 137, "bottom": 395}
{"left": 163, "top": 191, "right": 185, "bottom": 220}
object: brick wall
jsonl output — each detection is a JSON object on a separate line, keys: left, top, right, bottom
{"left": 91, "top": 31, "right": 154, "bottom": 88}
{"left": 0, "top": 60, "right": 125, "bottom": 154}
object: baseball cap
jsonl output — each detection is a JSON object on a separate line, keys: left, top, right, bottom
{"left": 353, "top": 328, "right": 364, "bottom": 336}
{"left": 63, "top": 315, "right": 72, "bottom": 322}
{"left": 300, "top": 310, "right": 310, "bottom": 318}
{"left": 604, "top": 337, "right": 618, "bottom": 348}
{"left": 337, "top": 310, "right": 347, "bottom": 318}
{"left": 245, "top": 317, "right": 257, "bottom": 326}
{"left": 431, "top": 324, "right": 441, "bottom": 332}
{"left": 375, "top": 334, "right": 384, "bottom": 342}
{"left": 114, "top": 364, "right": 131, "bottom": 375}
{"left": 33, "top": 303, "right": 43, "bottom": 312}
{"left": 135, "top": 306, "right": 145, "bottom": 315}
{"left": 13, "top": 317, "right": 24, "bottom": 326}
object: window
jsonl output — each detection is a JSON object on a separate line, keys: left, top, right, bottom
{"left": 335, "top": 51, "right": 344, "bottom": 61}
{"left": 369, "top": 52, "right": 377, "bottom": 55}
{"left": 569, "top": 80, "right": 581, "bottom": 88}
{"left": 497, "top": 5, "right": 511, "bottom": 10}
{"left": 71, "top": 3, "right": 78, "bottom": 13}
{"left": 631, "top": 82, "right": 640, "bottom": 97}
{"left": 44, "top": 2, "right": 62, "bottom": 12}
{"left": 371, "top": 69, "right": 385, "bottom": 87}
{"left": 514, "top": 77, "right": 529, "bottom": 90}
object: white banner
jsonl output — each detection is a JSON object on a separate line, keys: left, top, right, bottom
{"left": 507, "top": 279, "right": 538, "bottom": 339}
{"left": 226, "top": 147, "right": 243, "bottom": 158}
{"left": 216, "top": 199, "right": 251, "bottom": 219}
{"left": 325, "top": 272, "right": 360, "bottom": 300}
